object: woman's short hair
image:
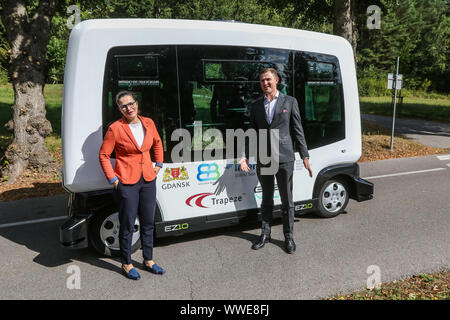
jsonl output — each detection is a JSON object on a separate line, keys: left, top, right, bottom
{"left": 115, "top": 90, "right": 137, "bottom": 107}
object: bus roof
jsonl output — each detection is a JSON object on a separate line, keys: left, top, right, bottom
{"left": 70, "top": 18, "right": 351, "bottom": 56}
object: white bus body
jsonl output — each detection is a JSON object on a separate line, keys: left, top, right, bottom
{"left": 60, "top": 19, "right": 373, "bottom": 255}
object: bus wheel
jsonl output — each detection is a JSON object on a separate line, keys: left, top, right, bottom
{"left": 315, "top": 179, "right": 349, "bottom": 218}
{"left": 88, "top": 209, "right": 141, "bottom": 257}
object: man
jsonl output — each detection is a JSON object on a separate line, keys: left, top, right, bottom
{"left": 240, "top": 68, "right": 313, "bottom": 254}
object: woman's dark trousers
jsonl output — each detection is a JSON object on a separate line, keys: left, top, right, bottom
{"left": 116, "top": 176, "right": 157, "bottom": 265}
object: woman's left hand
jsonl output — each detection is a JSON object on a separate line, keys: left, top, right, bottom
{"left": 154, "top": 166, "right": 161, "bottom": 175}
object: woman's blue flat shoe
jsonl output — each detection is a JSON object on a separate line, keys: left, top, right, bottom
{"left": 122, "top": 267, "right": 141, "bottom": 280}
{"left": 143, "top": 261, "right": 165, "bottom": 275}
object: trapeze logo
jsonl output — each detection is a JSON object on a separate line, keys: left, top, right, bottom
{"left": 162, "top": 166, "right": 190, "bottom": 190}
{"left": 186, "top": 193, "right": 244, "bottom": 208}
{"left": 186, "top": 193, "right": 214, "bottom": 208}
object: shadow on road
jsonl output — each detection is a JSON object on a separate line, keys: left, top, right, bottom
{"left": 0, "top": 210, "right": 327, "bottom": 274}
{"left": 0, "top": 220, "right": 122, "bottom": 276}
{"left": 156, "top": 211, "right": 323, "bottom": 247}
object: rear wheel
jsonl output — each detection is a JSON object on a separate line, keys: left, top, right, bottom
{"left": 88, "top": 208, "right": 141, "bottom": 257}
{"left": 315, "top": 179, "right": 349, "bottom": 218}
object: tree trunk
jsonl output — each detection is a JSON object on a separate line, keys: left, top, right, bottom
{"left": 1, "top": 0, "right": 56, "bottom": 183}
{"left": 333, "top": 0, "right": 357, "bottom": 61}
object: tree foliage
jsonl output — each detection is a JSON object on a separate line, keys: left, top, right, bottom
{"left": 355, "top": 0, "right": 449, "bottom": 91}
{"left": 1, "top": 0, "right": 448, "bottom": 92}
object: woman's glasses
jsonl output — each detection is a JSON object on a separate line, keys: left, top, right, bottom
{"left": 119, "top": 101, "right": 136, "bottom": 110}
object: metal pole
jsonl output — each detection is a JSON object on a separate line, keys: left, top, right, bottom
{"left": 390, "top": 56, "right": 400, "bottom": 152}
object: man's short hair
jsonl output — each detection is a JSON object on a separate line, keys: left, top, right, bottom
{"left": 115, "top": 90, "right": 137, "bottom": 107}
{"left": 259, "top": 67, "right": 279, "bottom": 80}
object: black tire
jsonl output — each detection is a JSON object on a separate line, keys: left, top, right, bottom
{"left": 315, "top": 179, "right": 349, "bottom": 218}
{"left": 88, "top": 207, "right": 141, "bottom": 257}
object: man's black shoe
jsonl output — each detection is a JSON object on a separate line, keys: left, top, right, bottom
{"left": 285, "top": 238, "right": 296, "bottom": 254}
{"left": 251, "top": 234, "right": 271, "bottom": 250}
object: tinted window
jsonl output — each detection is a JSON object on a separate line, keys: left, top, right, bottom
{"left": 102, "top": 45, "right": 345, "bottom": 162}
{"left": 117, "top": 54, "right": 159, "bottom": 79}
{"left": 177, "top": 45, "right": 292, "bottom": 159}
{"left": 294, "top": 53, "right": 345, "bottom": 149}
{"left": 102, "top": 46, "right": 179, "bottom": 162}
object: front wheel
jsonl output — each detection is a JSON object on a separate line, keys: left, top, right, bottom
{"left": 88, "top": 208, "right": 141, "bottom": 257}
{"left": 315, "top": 179, "right": 349, "bottom": 218}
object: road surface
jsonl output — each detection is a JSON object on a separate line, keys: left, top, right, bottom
{"left": 362, "top": 113, "right": 450, "bottom": 149}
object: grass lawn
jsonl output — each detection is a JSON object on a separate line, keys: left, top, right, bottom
{"left": 0, "top": 84, "right": 63, "bottom": 136}
{"left": 360, "top": 96, "right": 450, "bottom": 123}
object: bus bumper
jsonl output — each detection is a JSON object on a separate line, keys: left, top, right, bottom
{"left": 353, "top": 177, "right": 374, "bottom": 202}
{"left": 59, "top": 216, "right": 90, "bottom": 249}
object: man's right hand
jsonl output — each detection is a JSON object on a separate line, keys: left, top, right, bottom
{"left": 113, "top": 179, "right": 119, "bottom": 190}
{"left": 239, "top": 158, "right": 250, "bottom": 172}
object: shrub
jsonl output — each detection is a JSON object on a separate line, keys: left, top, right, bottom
{"left": 358, "top": 78, "right": 391, "bottom": 97}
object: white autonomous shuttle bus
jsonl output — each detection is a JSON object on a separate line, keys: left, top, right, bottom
{"left": 60, "top": 19, "right": 373, "bottom": 256}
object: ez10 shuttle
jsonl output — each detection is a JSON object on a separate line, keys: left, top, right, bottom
{"left": 60, "top": 19, "right": 373, "bottom": 256}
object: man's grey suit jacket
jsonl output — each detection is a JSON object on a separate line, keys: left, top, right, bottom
{"left": 246, "top": 93, "right": 309, "bottom": 164}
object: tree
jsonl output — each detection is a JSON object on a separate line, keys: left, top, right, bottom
{"left": 0, "top": 0, "right": 59, "bottom": 183}
{"left": 262, "top": 0, "right": 357, "bottom": 56}
{"left": 355, "top": 0, "right": 449, "bottom": 91}
{"left": 333, "top": 0, "right": 356, "bottom": 59}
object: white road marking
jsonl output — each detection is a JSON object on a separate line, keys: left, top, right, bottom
{"left": 363, "top": 167, "right": 447, "bottom": 180}
{"left": 437, "top": 154, "right": 450, "bottom": 161}
{"left": 0, "top": 216, "right": 67, "bottom": 229}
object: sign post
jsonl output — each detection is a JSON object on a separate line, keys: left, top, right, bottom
{"left": 388, "top": 57, "right": 402, "bottom": 152}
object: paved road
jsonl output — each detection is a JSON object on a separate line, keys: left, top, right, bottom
{"left": 0, "top": 154, "right": 449, "bottom": 300}
{"left": 361, "top": 114, "right": 450, "bottom": 149}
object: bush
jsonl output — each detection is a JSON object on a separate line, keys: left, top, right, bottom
{"left": 358, "top": 78, "right": 391, "bottom": 97}
{"left": 358, "top": 77, "right": 450, "bottom": 98}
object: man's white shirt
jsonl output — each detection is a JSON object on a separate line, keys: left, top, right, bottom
{"left": 264, "top": 91, "right": 279, "bottom": 124}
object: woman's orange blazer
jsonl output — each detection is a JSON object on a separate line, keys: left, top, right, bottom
{"left": 99, "top": 115, "right": 163, "bottom": 184}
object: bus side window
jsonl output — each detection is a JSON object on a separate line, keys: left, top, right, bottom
{"left": 295, "top": 54, "right": 345, "bottom": 149}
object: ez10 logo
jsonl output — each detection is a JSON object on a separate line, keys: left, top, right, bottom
{"left": 164, "top": 223, "right": 189, "bottom": 233}
{"left": 197, "top": 163, "right": 220, "bottom": 182}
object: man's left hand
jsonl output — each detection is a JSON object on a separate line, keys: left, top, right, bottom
{"left": 303, "top": 158, "right": 313, "bottom": 177}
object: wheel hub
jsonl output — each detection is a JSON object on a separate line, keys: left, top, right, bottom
{"left": 99, "top": 212, "right": 140, "bottom": 250}
{"left": 322, "top": 182, "right": 347, "bottom": 213}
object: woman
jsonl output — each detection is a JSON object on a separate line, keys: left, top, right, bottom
{"left": 99, "top": 90, "right": 164, "bottom": 280}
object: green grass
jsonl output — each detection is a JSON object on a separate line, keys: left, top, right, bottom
{"left": 0, "top": 84, "right": 62, "bottom": 160}
{"left": 0, "top": 84, "right": 63, "bottom": 136}
{"left": 360, "top": 96, "right": 450, "bottom": 123}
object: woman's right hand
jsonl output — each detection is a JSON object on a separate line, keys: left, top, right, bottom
{"left": 113, "top": 179, "right": 119, "bottom": 190}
